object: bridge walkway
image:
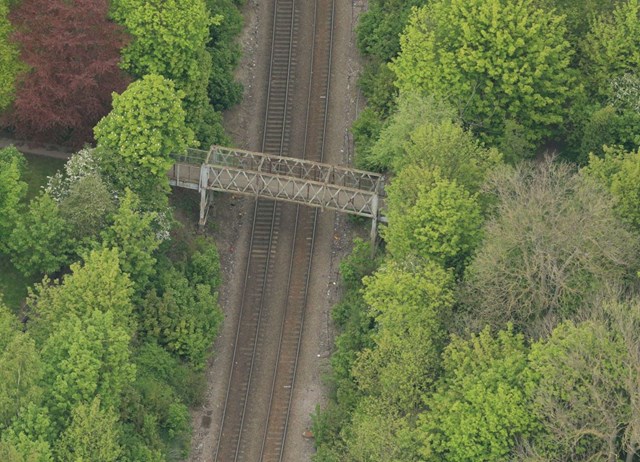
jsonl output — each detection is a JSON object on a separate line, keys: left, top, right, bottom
{"left": 168, "top": 146, "right": 386, "bottom": 242}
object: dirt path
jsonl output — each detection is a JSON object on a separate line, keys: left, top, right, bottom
{"left": 0, "top": 136, "right": 72, "bottom": 160}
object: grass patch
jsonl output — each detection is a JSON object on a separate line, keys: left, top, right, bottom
{"left": 0, "top": 256, "right": 38, "bottom": 313}
{"left": 22, "top": 153, "right": 66, "bottom": 200}
{"left": 0, "top": 153, "right": 65, "bottom": 312}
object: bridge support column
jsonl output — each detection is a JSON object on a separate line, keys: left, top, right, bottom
{"left": 370, "top": 194, "right": 379, "bottom": 256}
{"left": 198, "top": 165, "right": 211, "bottom": 232}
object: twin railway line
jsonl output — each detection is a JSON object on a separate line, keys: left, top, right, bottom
{"left": 213, "top": 0, "right": 336, "bottom": 459}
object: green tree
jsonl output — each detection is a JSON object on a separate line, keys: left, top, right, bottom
{"left": 577, "top": 105, "right": 640, "bottom": 162}
{"left": 54, "top": 398, "right": 122, "bottom": 462}
{"left": 359, "top": 92, "right": 453, "bottom": 171}
{"left": 354, "top": 260, "right": 454, "bottom": 412}
{"left": 536, "top": 0, "right": 621, "bottom": 46}
{"left": 40, "top": 310, "right": 135, "bottom": 429}
{"left": 344, "top": 397, "right": 419, "bottom": 462}
{"left": 186, "top": 237, "right": 222, "bottom": 288}
{"left": 0, "top": 0, "right": 25, "bottom": 112}
{"left": 582, "top": 0, "right": 640, "bottom": 99}
{"left": 383, "top": 169, "right": 483, "bottom": 271}
{"left": 391, "top": 0, "right": 574, "bottom": 147}
{"left": 417, "top": 327, "right": 535, "bottom": 462}
{"left": 363, "top": 93, "right": 502, "bottom": 183}
{"left": 463, "top": 160, "right": 640, "bottom": 336}
{"left": 0, "top": 146, "right": 27, "bottom": 252}
{"left": 0, "top": 434, "right": 52, "bottom": 462}
{"left": 356, "top": 0, "right": 426, "bottom": 62}
{"left": 110, "top": 0, "right": 225, "bottom": 144}
{"left": 111, "top": 0, "right": 213, "bottom": 89}
{"left": 0, "top": 305, "right": 42, "bottom": 431}
{"left": 58, "top": 174, "right": 115, "bottom": 246}
{"left": 31, "top": 248, "right": 134, "bottom": 337}
{"left": 141, "top": 269, "right": 221, "bottom": 369}
{"left": 205, "top": 0, "right": 244, "bottom": 111}
{"left": 94, "top": 74, "right": 195, "bottom": 180}
{"left": 583, "top": 146, "right": 640, "bottom": 229}
{"left": 101, "top": 190, "right": 160, "bottom": 296}
{"left": 526, "top": 319, "right": 633, "bottom": 461}
{"left": 9, "top": 193, "right": 74, "bottom": 277}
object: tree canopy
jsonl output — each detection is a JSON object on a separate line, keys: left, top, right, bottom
{"left": 110, "top": 0, "right": 226, "bottom": 145}
{"left": 0, "top": 0, "right": 23, "bottom": 113}
{"left": 0, "top": 146, "right": 26, "bottom": 253}
{"left": 391, "top": 0, "right": 574, "bottom": 148}
{"left": 94, "top": 74, "right": 194, "bottom": 179}
{"left": 7, "top": 0, "right": 130, "bottom": 146}
{"left": 463, "top": 160, "right": 639, "bottom": 336}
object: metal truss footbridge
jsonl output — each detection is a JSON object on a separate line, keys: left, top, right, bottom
{"left": 168, "top": 145, "right": 386, "bottom": 240}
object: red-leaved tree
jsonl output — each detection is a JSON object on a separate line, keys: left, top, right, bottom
{"left": 7, "top": 0, "right": 130, "bottom": 146}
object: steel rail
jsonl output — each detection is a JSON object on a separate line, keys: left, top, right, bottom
{"left": 259, "top": 0, "right": 336, "bottom": 458}
{"left": 213, "top": 0, "right": 298, "bottom": 459}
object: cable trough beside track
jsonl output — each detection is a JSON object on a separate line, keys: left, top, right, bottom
{"left": 213, "top": 0, "right": 335, "bottom": 459}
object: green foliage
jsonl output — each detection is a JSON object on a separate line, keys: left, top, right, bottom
{"left": 0, "top": 146, "right": 27, "bottom": 253}
{"left": 392, "top": 0, "right": 574, "bottom": 147}
{"left": 0, "top": 433, "right": 53, "bottom": 462}
{"left": 344, "top": 397, "right": 419, "bottom": 462}
{"left": 577, "top": 105, "right": 640, "bottom": 161}
{"left": 102, "top": 190, "right": 160, "bottom": 295}
{"left": 3, "top": 403, "right": 54, "bottom": 452}
{"left": 111, "top": 0, "right": 227, "bottom": 145}
{"left": 583, "top": 146, "right": 640, "bottom": 230}
{"left": 534, "top": 1, "right": 621, "bottom": 54}
{"left": 526, "top": 319, "right": 631, "bottom": 460}
{"left": 417, "top": 327, "right": 535, "bottom": 461}
{"left": 54, "top": 398, "right": 122, "bottom": 462}
{"left": 26, "top": 251, "right": 135, "bottom": 431}
{"left": 9, "top": 193, "right": 74, "bottom": 277}
{"left": 94, "top": 74, "right": 195, "bottom": 178}
{"left": 58, "top": 174, "right": 115, "bottom": 246}
{"left": 582, "top": 0, "right": 640, "bottom": 99}
{"left": 357, "top": 62, "right": 398, "bottom": 117}
{"left": 312, "top": 242, "right": 381, "bottom": 460}
{"left": 134, "top": 342, "right": 205, "bottom": 408}
{"left": 356, "top": 0, "right": 425, "bottom": 62}
{"left": 112, "top": 0, "right": 214, "bottom": 88}
{"left": 122, "top": 342, "right": 201, "bottom": 456}
{"left": 356, "top": 260, "right": 454, "bottom": 411}
{"left": 463, "top": 160, "right": 640, "bottom": 336}
{"left": 364, "top": 93, "right": 502, "bottom": 185}
{"left": 383, "top": 169, "right": 483, "bottom": 272}
{"left": 0, "top": 1, "right": 25, "bottom": 113}
{"left": 40, "top": 309, "right": 135, "bottom": 430}
{"left": 31, "top": 248, "right": 134, "bottom": 337}
{"left": 141, "top": 267, "right": 221, "bottom": 369}
{"left": 186, "top": 237, "right": 222, "bottom": 288}
{"left": 95, "top": 147, "right": 170, "bottom": 213}
{"left": 206, "top": 0, "right": 244, "bottom": 111}
{"left": 359, "top": 93, "right": 454, "bottom": 171}
{"left": 337, "top": 238, "right": 381, "bottom": 291}
{"left": 0, "top": 304, "right": 42, "bottom": 431}
{"left": 352, "top": 107, "right": 385, "bottom": 171}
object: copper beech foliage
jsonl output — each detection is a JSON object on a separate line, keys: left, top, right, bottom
{"left": 7, "top": 0, "right": 130, "bottom": 147}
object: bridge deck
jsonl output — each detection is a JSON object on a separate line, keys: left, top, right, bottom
{"left": 167, "top": 146, "right": 385, "bottom": 220}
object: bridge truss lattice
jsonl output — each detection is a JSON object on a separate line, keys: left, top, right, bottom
{"left": 168, "top": 146, "right": 386, "bottom": 241}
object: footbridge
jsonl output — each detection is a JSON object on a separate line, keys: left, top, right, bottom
{"left": 168, "top": 145, "right": 386, "bottom": 241}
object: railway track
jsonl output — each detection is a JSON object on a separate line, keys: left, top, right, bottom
{"left": 213, "top": 0, "right": 335, "bottom": 459}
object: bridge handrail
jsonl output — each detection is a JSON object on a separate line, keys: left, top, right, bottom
{"left": 207, "top": 146, "right": 386, "bottom": 195}
{"left": 171, "top": 148, "right": 210, "bottom": 165}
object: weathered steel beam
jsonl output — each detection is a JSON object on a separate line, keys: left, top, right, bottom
{"left": 168, "top": 145, "right": 387, "bottom": 233}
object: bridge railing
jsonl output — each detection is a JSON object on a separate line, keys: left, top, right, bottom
{"left": 209, "top": 146, "right": 385, "bottom": 196}
{"left": 171, "top": 148, "right": 211, "bottom": 165}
